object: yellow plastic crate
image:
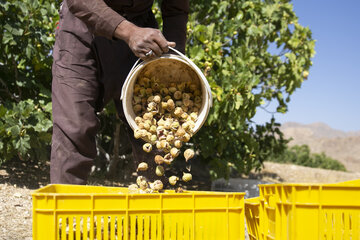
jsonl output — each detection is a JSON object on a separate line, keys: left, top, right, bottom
{"left": 244, "top": 197, "right": 260, "bottom": 240}
{"left": 256, "top": 179, "right": 360, "bottom": 240}
{"left": 326, "top": 179, "right": 360, "bottom": 186}
{"left": 32, "top": 184, "right": 245, "bottom": 240}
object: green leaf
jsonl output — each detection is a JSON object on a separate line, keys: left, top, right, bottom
{"left": 189, "top": 45, "right": 205, "bottom": 61}
{"left": 3, "top": 31, "right": 14, "bottom": 44}
{"left": 16, "top": 135, "right": 31, "bottom": 155}
{"left": 8, "top": 125, "right": 21, "bottom": 136}
{"left": 235, "top": 94, "right": 243, "bottom": 110}
{"left": 44, "top": 102, "right": 52, "bottom": 112}
{"left": 0, "top": 105, "right": 7, "bottom": 118}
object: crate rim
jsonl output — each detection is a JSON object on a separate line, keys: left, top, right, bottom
{"left": 244, "top": 197, "right": 260, "bottom": 206}
{"left": 258, "top": 180, "right": 360, "bottom": 188}
{"left": 31, "top": 184, "right": 246, "bottom": 197}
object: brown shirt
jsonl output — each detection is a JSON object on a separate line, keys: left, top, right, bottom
{"left": 66, "top": 0, "right": 189, "bottom": 52}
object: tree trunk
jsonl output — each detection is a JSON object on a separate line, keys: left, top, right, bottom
{"left": 107, "top": 118, "right": 121, "bottom": 177}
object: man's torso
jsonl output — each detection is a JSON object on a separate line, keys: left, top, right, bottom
{"left": 104, "top": 0, "right": 154, "bottom": 18}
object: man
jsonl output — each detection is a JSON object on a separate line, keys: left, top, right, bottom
{"left": 50, "top": 0, "right": 189, "bottom": 184}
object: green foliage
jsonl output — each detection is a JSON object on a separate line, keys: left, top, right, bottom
{"left": 0, "top": 0, "right": 316, "bottom": 182}
{"left": 0, "top": 0, "right": 59, "bottom": 164}
{"left": 267, "top": 145, "right": 346, "bottom": 171}
{"left": 184, "top": 0, "right": 315, "bottom": 178}
{"left": 0, "top": 100, "right": 52, "bottom": 164}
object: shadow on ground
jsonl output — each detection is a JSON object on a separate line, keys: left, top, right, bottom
{"left": 0, "top": 157, "right": 212, "bottom": 191}
{"left": 0, "top": 159, "right": 50, "bottom": 189}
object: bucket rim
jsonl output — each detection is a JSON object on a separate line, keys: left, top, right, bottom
{"left": 120, "top": 53, "right": 212, "bottom": 135}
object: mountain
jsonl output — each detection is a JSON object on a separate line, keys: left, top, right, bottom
{"left": 280, "top": 122, "right": 360, "bottom": 172}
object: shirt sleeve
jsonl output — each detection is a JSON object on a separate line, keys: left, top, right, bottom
{"left": 66, "top": 0, "right": 125, "bottom": 39}
{"left": 161, "top": 0, "right": 189, "bottom": 54}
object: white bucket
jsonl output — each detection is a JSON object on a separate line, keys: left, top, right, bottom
{"left": 121, "top": 47, "right": 212, "bottom": 135}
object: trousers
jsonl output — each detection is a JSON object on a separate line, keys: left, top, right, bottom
{"left": 50, "top": 1, "right": 162, "bottom": 184}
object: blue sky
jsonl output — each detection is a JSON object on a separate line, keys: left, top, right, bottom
{"left": 253, "top": 0, "right": 360, "bottom": 131}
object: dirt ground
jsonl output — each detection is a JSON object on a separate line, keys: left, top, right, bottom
{"left": 1, "top": 159, "right": 359, "bottom": 240}
{"left": 249, "top": 161, "right": 360, "bottom": 183}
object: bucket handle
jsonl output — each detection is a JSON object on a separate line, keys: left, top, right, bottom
{"left": 128, "top": 58, "right": 142, "bottom": 79}
{"left": 121, "top": 47, "right": 213, "bottom": 107}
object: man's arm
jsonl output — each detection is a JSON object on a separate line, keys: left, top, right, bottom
{"left": 66, "top": 0, "right": 178, "bottom": 59}
{"left": 66, "top": 0, "right": 125, "bottom": 39}
{"left": 161, "top": 0, "right": 190, "bottom": 53}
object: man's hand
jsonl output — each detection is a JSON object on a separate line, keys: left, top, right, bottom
{"left": 114, "top": 20, "right": 176, "bottom": 60}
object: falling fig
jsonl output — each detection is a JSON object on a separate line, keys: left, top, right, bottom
{"left": 169, "top": 176, "right": 179, "bottom": 185}
{"left": 182, "top": 173, "right": 192, "bottom": 182}
{"left": 142, "top": 143, "right": 152, "bottom": 153}
{"left": 137, "top": 162, "right": 148, "bottom": 171}
{"left": 156, "top": 165, "right": 165, "bottom": 176}
{"left": 184, "top": 149, "right": 195, "bottom": 162}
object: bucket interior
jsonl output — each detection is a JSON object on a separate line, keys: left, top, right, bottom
{"left": 124, "top": 56, "right": 210, "bottom": 134}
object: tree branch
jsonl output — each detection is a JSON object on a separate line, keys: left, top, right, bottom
{"left": 12, "top": 57, "right": 22, "bottom": 100}
{"left": 0, "top": 77, "right": 19, "bottom": 102}
{"left": 107, "top": 117, "right": 121, "bottom": 177}
{"left": 97, "top": 144, "right": 110, "bottom": 162}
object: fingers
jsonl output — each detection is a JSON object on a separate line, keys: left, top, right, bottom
{"left": 138, "top": 49, "right": 154, "bottom": 61}
{"left": 149, "top": 41, "right": 163, "bottom": 57}
{"left": 147, "top": 29, "right": 177, "bottom": 54}
{"left": 139, "top": 49, "right": 157, "bottom": 61}
{"left": 129, "top": 28, "right": 177, "bottom": 60}
{"left": 167, "top": 42, "right": 176, "bottom": 49}
{"left": 151, "top": 30, "right": 170, "bottom": 54}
